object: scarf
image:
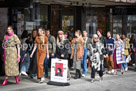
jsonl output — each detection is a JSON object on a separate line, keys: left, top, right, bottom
{"left": 4, "top": 32, "right": 14, "bottom": 64}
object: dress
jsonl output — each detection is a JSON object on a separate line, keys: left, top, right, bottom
{"left": 113, "top": 49, "right": 121, "bottom": 69}
{"left": 4, "top": 34, "right": 21, "bottom": 76}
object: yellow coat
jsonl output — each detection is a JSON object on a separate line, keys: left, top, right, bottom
{"left": 123, "top": 38, "right": 130, "bottom": 56}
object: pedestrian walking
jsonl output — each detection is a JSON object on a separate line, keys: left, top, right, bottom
{"left": 113, "top": 34, "right": 125, "bottom": 75}
{"left": 70, "top": 30, "right": 84, "bottom": 79}
{"left": 30, "top": 27, "right": 49, "bottom": 83}
{"left": 106, "top": 32, "right": 114, "bottom": 74}
{"left": 20, "top": 30, "right": 30, "bottom": 76}
{"left": 44, "top": 29, "right": 56, "bottom": 78}
{"left": 25, "top": 29, "right": 37, "bottom": 78}
{"left": 81, "top": 30, "right": 91, "bottom": 77}
{"left": 121, "top": 34, "right": 130, "bottom": 72}
{"left": 2, "top": 26, "right": 21, "bottom": 86}
{"left": 88, "top": 34, "right": 104, "bottom": 83}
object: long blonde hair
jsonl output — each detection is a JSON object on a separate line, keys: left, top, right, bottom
{"left": 57, "top": 33, "right": 66, "bottom": 46}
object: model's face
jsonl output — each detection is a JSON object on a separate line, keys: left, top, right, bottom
{"left": 33, "top": 31, "right": 37, "bottom": 37}
{"left": 75, "top": 32, "right": 79, "bottom": 37}
{"left": 46, "top": 30, "right": 50, "bottom": 36}
{"left": 107, "top": 32, "right": 111, "bottom": 38}
{"left": 83, "top": 31, "right": 87, "bottom": 37}
{"left": 7, "top": 27, "right": 13, "bottom": 33}
{"left": 122, "top": 35, "right": 125, "bottom": 39}
{"left": 116, "top": 34, "right": 120, "bottom": 40}
{"left": 93, "top": 36, "right": 98, "bottom": 42}
{"left": 38, "top": 29, "right": 43, "bottom": 36}
{"left": 97, "top": 31, "right": 101, "bottom": 36}
{"left": 58, "top": 34, "right": 63, "bottom": 39}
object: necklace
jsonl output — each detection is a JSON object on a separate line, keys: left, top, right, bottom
{"left": 7, "top": 36, "right": 12, "bottom": 42}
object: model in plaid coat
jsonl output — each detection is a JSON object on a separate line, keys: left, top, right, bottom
{"left": 113, "top": 34, "right": 125, "bottom": 75}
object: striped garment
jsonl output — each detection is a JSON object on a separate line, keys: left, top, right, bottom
{"left": 114, "top": 39, "right": 125, "bottom": 64}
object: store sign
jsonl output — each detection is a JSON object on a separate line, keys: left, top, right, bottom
{"left": 25, "top": 22, "right": 35, "bottom": 31}
{"left": 50, "top": 58, "right": 68, "bottom": 83}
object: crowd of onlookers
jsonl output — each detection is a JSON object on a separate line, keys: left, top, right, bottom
{"left": 1, "top": 26, "right": 136, "bottom": 86}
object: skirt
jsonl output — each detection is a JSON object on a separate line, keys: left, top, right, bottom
{"left": 113, "top": 49, "right": 121, "bottom": 69}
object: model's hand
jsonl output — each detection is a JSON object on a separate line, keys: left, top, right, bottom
{"left": 24, "top": 54, "right": 27, "bottom": 58}
{"left": 51, "top": 53, "right": 54, "bottom": 57}
{"left": 105, "top": 54, "right": 108, "bottom": 58}
{"left": 17, "top": 55, "right": 20, "bottom": 62}
{"left": 18, "top": 55, "right": 20, "bottom": 59}
{"left": 122, "top": 55, "right": 124, "bottom": 59}
{"left": 47, "top": 54, "right": 50, "bottom": 59}
{"left": 61, "top": 54, "right": 64, "bottom": 58}
{"left": 30, "top": 54, "right": 33, "bottom": 58}
{"left": 78, "top": 56, "right": 82, "bottom": 59}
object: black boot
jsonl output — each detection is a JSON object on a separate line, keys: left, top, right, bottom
{"left": 77, "top": 69, "right": 81, "bottom": 78}
{"left": 74, "top": 69, "right": 78, "bottom": 79}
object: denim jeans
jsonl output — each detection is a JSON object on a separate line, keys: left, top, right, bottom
{"left": 44, "top": 53, "right": 55, "bottom": 77}
{"left": 121, "top": 56, "right": 128, "bottom": 71}
{"left": 81, "top": 48, "right": 88, "bottom": 74}
{"left": 20, "top": 50, "right": 30, "bottom": 73}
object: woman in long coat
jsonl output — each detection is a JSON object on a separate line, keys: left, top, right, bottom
{"left": 2, "top": 26, "right": 21, "bottom": 86}
{"left": 113, "top": 34, "right": 125, "bottom": 75}
{"left": 88, "top": 34, "right": 104, "bottom": 83}
{"left": 71, "top": 30, "right": 84, "bottom": 79}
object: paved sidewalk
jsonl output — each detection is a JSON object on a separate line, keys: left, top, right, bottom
{"left": 0, "top": 69, "right": 136, "bottom": 91}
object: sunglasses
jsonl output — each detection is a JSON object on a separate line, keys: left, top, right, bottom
{"left": 94, "top": 37, "right": 98, "bottom": 39}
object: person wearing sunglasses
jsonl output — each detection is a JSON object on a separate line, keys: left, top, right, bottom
{"left": 88, "top": 34, "right": 105, "bottom": 83}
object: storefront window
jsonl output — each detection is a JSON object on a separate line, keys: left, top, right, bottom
{"left": 40, "top": 4, "right": 48, "bottom": 29}
{"left": 86, "top": 8, "right": 107, "bottom": 37}
{"left": 112, "top": 15, "right": 122, "bottom": 38}
{"left": 127, "top": 15, "right": 136, "bottom": 38}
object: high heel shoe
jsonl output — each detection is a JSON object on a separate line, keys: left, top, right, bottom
{"left": 2, "top": 78, "right": 8, "bottom": 86}
{"left": 15, "top": 76, "right": 20, "bottom": 84}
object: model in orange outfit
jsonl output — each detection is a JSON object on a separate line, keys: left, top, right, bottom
{"left": 30, "top": 27, "right": 49, "bottom": 83}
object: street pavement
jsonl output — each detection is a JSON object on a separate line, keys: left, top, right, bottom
{"left": 0, "top": 68, "right": 136, "bottom": 91}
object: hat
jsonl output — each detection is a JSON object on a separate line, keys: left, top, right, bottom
{"left": 97, "top": 29, "right": 102, "bottom": 34}
{"left": 58, "top": 30, "right": 64, "bottom": 34}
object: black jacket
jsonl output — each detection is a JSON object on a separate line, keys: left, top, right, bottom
{"left": 56, "top": 39, "right": 69, "bottom": 59}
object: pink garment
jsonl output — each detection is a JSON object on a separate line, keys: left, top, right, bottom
{"left": 4, "top": 32, "right": 14, "bottom": 64}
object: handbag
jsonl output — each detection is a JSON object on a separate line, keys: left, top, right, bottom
{"left": 126, "top": 55, "right": 131, "bottom": 63}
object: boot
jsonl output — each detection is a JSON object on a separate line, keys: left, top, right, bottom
{"left": 2, "top": 77, "right": 8, "bottom": 86}
{"left": 15, "top": 76, "right": 20, "bottom": 84}
{"left": 74, "top": 69, "right": 78, "bottom": 79}
{"left": 77, "top": 69, "right": 81, "bottom": 78}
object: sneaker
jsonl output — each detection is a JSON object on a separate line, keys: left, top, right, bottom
{"left": 99, "top": 77, "right": 103, "bottom": 82}
{"left": 91, "top": 79, "right": 95, "bottom": 83}
{"left": 125, "top": 67, "right": 128, "bottom": 72}
{"left": 107, "top": 71, "right": 111, "bottom": 74}
{"left": 82, "top": 74, "right": 85, "bottom": 77}
{"left": 39, "top": 77, "right": 45, "bottom": 83}
{"left": 121, "top": 70, "right": 124, "bottom": 75}
{"left": 111, "top": 69, "right": 114, "bottom": 73}
{"left": 21, "top": 71, "right": 28, "bottom": 76}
